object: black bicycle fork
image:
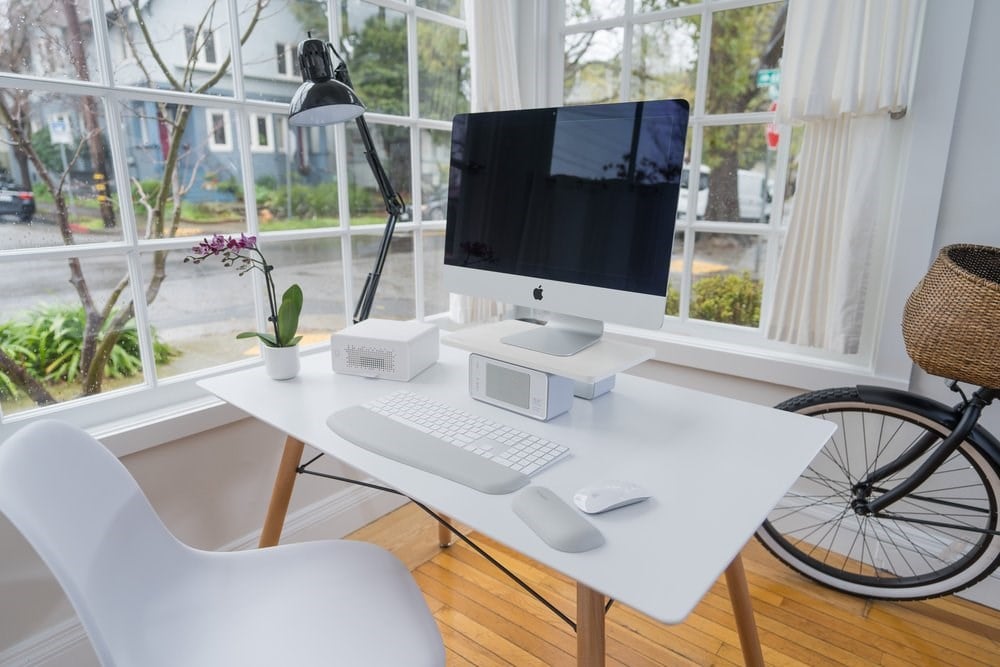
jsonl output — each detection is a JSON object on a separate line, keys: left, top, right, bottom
{"left": 851, "top": 386, "right": 1000, "bottom": 536}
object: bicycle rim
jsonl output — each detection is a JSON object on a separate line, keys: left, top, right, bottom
{"left": 757, "top": 389, "right": 1000, "bottom": 600}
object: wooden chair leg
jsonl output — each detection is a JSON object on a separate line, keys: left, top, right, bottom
{"left": 437, "top": 516, "right": 454, "bottom": 547}
{"left": 258, "top": 435, "right": 305, "bottom": 548}
{"left": 724, "top": 554, "right": 764, "bottom": 667}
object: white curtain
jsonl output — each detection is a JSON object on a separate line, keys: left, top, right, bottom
{"left": 448, "top": 0, "right": 522, "bottom": 325}
{"left": 767, "top": 0, "right": 924, "bottom": 353}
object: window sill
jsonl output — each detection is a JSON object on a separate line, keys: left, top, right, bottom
{"left": 93, "top": 396, "right": 248, "bottom": 457}
{"left": 605, "top": 323, "right": 911, "bottom": 392}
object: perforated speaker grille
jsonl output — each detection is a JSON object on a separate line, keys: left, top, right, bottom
{"left": 344, "top": 345, "right": 396, "bottom": 373}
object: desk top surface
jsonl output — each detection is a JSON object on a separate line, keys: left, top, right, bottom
{"left": 199, "top": 344, "right": 834, "bottom": 624}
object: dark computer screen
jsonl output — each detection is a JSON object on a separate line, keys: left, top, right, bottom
{"left": 443, "top": 99, "right": 689, "bottom": 296}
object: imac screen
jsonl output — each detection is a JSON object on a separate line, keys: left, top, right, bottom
{"left": 443, "top": 99, "right": 689, "bottom": 297}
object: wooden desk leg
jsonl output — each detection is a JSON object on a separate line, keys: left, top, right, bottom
{"left": 437, "top": 515, "right": 454, "bottom": 547}
{"left": 576, "top": 582, "right": 606, "bottom": 667}
{"left": 258, "top": 435, "right": 305, "bottom": 548}
{"left": 724, "top": 555, "right": 764, "bottom": 667}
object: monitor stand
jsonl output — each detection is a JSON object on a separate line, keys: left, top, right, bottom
{"left": 500, "top": 314, "right": 603, "bottom": 357}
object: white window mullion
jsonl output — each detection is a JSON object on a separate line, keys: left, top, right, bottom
{"left": 408, "top": 5, "right": 423, "bottom": 319}
{"left": 330, "top": 11, "right": 355, "bottom": 319}
{"left": 620, "top": 0, "right": 634, "bottom": 101}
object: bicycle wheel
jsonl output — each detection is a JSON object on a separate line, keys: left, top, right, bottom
{"left": 756, "top": 387, "right": 1000, "bottom": 600}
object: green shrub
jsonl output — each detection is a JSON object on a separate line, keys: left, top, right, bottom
{"left": 217, "top": 176, "right": 243, "bottom": 199}
{"left": 665, "top": 272, "right": 762, "bottom": 327}
{"left": 256, "top": 175, "right": 278, "bottom": 190}
{"left": 32, "top": 181, "right": 54, "bottom": 203}
{"left": 131, "top": 179, "right": 163, "bottom": 206}
{"left": 0, "top": 305, "right": 178, "bottom": 400}
{"left": 691, "top": 272, "right": 761, "bottom": 326}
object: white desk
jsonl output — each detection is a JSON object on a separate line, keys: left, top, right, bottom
{"left": 199, "top": 345, "right": 834, "bottom": 666}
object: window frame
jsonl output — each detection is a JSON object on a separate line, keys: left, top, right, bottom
{"left": 0, "top": 0, "right": 468, "bottom": 445}
{"left": 184, "top": 24, "right": 219, "bottom": 66}
{"left": 533, "top": 0, "right": 958, "bottom": 391}
{"left": 206, "top": 108, "right": 233, "bottom": 151}
{"left": 248, "top": 112, "right": 274, "bottom": 152}
{"left": 275, "top": 42, "right": 300, "bottom": 78}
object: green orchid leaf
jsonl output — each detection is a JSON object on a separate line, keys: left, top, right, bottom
{"left": 276, "top": 284, "right": 303, "bottom": 347}
{"left": 236, "top": 331, "right": 279, "bottom": 347}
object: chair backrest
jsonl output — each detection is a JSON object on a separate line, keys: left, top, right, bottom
{"left": 0, "top": 420, "right": 188, "bottom": 665}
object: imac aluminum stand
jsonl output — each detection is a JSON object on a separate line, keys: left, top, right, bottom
{"left": 500, "top": 314, "right": 603, "bottom": 357}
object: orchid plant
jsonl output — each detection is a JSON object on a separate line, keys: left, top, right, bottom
{"left": 185, "top": 234, "right": 303, "bottom": 348}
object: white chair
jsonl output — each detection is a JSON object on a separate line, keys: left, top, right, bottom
{"left": 0, "top": 420, "right": 445, "bottom": 666}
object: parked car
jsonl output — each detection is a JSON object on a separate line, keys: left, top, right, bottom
{"left": 0, "top": 180, "right": 36, "bottom": 223}
{"left": 677, "top": 165, "right": 771, "bottom": 222}
{"left": 400, "top": 191, "right": 447, "bottom": 222}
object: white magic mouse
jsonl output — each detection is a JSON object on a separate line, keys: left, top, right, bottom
{"left": 573, "top": 480, "right": 651, "bottom": 514}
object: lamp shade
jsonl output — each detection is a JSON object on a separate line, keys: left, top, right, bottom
{"left": 288, "top": 79, "right": 366, "bottom": 127}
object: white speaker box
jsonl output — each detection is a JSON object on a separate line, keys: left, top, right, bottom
{"left": 331, "top": 319, "right": 439, "bottom": 381}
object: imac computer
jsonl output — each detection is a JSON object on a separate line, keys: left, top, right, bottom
{"left": 443, "top": 98, "right": 690, "bottom": 356}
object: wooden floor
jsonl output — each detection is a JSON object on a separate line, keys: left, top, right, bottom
{"left": 349, "top": 502, "right": 1000, "bottom": 666}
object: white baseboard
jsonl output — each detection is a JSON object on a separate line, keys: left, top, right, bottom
{"left": 0, "top": 483, "right": 405, "bottom": 667}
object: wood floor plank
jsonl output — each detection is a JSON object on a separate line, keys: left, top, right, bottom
{"left": 347, "top": 503, "right": 1000, "bottom": 666}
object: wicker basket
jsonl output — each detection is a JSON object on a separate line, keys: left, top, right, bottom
{"left": 902, "top": 244, "right": 1000, "bottom": 389}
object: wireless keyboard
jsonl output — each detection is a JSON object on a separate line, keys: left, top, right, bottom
{"left": 325, "top": 391, "right": 570, "bottom": 494}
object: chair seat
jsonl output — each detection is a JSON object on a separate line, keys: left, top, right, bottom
{"left": 112, "top": 540, "right": 444, "bottom": 667}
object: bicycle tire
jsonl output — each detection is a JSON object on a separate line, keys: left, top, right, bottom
{"left": 756, "top": 386, "right": 1000, "bottom": 600}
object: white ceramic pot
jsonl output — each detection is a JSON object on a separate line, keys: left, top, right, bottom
{"left": 262, "top": 345, "right": 300, "bottom": 380}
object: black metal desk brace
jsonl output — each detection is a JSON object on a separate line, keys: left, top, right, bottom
{"left": 297, "top": 453, "right": 616, "bottom": 630}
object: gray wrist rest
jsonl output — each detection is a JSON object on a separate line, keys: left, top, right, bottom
{"left": 326, "top": 405, "right": 530, "bottom": 495}
{"left": 512, "top": 486, "right": 604, "bottom": 553}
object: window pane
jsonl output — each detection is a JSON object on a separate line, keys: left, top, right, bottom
{"left": 690, "top": 233, "right": 765, "bottom": 327}
{"left": 1, "top": 0, "right": 102, "bottom": 82}
{"left": 417, "top": 20, "right": 470, "bottom": 120}
{"left": 666, "top": 230, "right": 684, "bottom": 317}
{"left": 120, "top": 101, "right": 247, "bottom": 238}
{"left": 564, "top": 28, "right": 623, "bottom": 105}
{"left": 423, "top": 229, "right": 448, "bottom": 317}
{"left": 420, "top": 129, "right": 451, "bottom": 221}
{"left": 241, "top": 0, "right": 315, "bottom": 102}
{"left": 631, "top": 16, "right": 699, "bottom": 102}
{"left": 340, "top": 1, "right": 409, "bottom": 116}
{"left": 0, "top": 254, "right": 146, "bottom": 415}
{"left": 264, "top": 238, "right": 349, "bottom": 338}
{"left": 105, "top": 0, "right": 234, "bottom": 96}
{"left": 706, "top": 2, "right": 785, "bottom": 115}
{"left": 417, "top": 0, "right": 463, "bottom": 19}
{"left": 143, "top": 249, "right": 256, "bottom": 378}
{"left": 346, "top": 123, "right": 411, "bottom": 224}
{"left": 254, "top": 122, "right": 341, "bottom": 232}
{"left": 351, "top": 232, "right": 416, "bottom": 320}
{"left": 565, "top": 0, "right": 625, "bottom": 25}
{"left": 702, "top": 123, "right": 774, "bottom": 223}
{"left": 148, "top": 237, "right": 346, "bottom": 379}
{"left": 0, "top": 90, "right": 121, "bottom": 250}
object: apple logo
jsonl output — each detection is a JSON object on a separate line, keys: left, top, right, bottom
{"left": 532, "top": 285, "right": 544, "bottom": 301}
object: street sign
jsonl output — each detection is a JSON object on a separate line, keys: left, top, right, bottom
{"left": 47, "top": 115, "right": 73, "bottom": 145}
{"left": 756, "top": 68, "right": 780, "bottom": 87}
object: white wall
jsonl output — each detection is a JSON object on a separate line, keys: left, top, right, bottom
{"left": 3, "top": 1, "right": 1000, "bottom": 663}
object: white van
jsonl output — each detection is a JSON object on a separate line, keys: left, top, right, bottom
{"left": 677, "top": 165, "right": 771, "bottom": 222}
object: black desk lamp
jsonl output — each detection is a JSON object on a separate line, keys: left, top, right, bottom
{"left": 288, "top": 37, "right": 406, "bottom": 324}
